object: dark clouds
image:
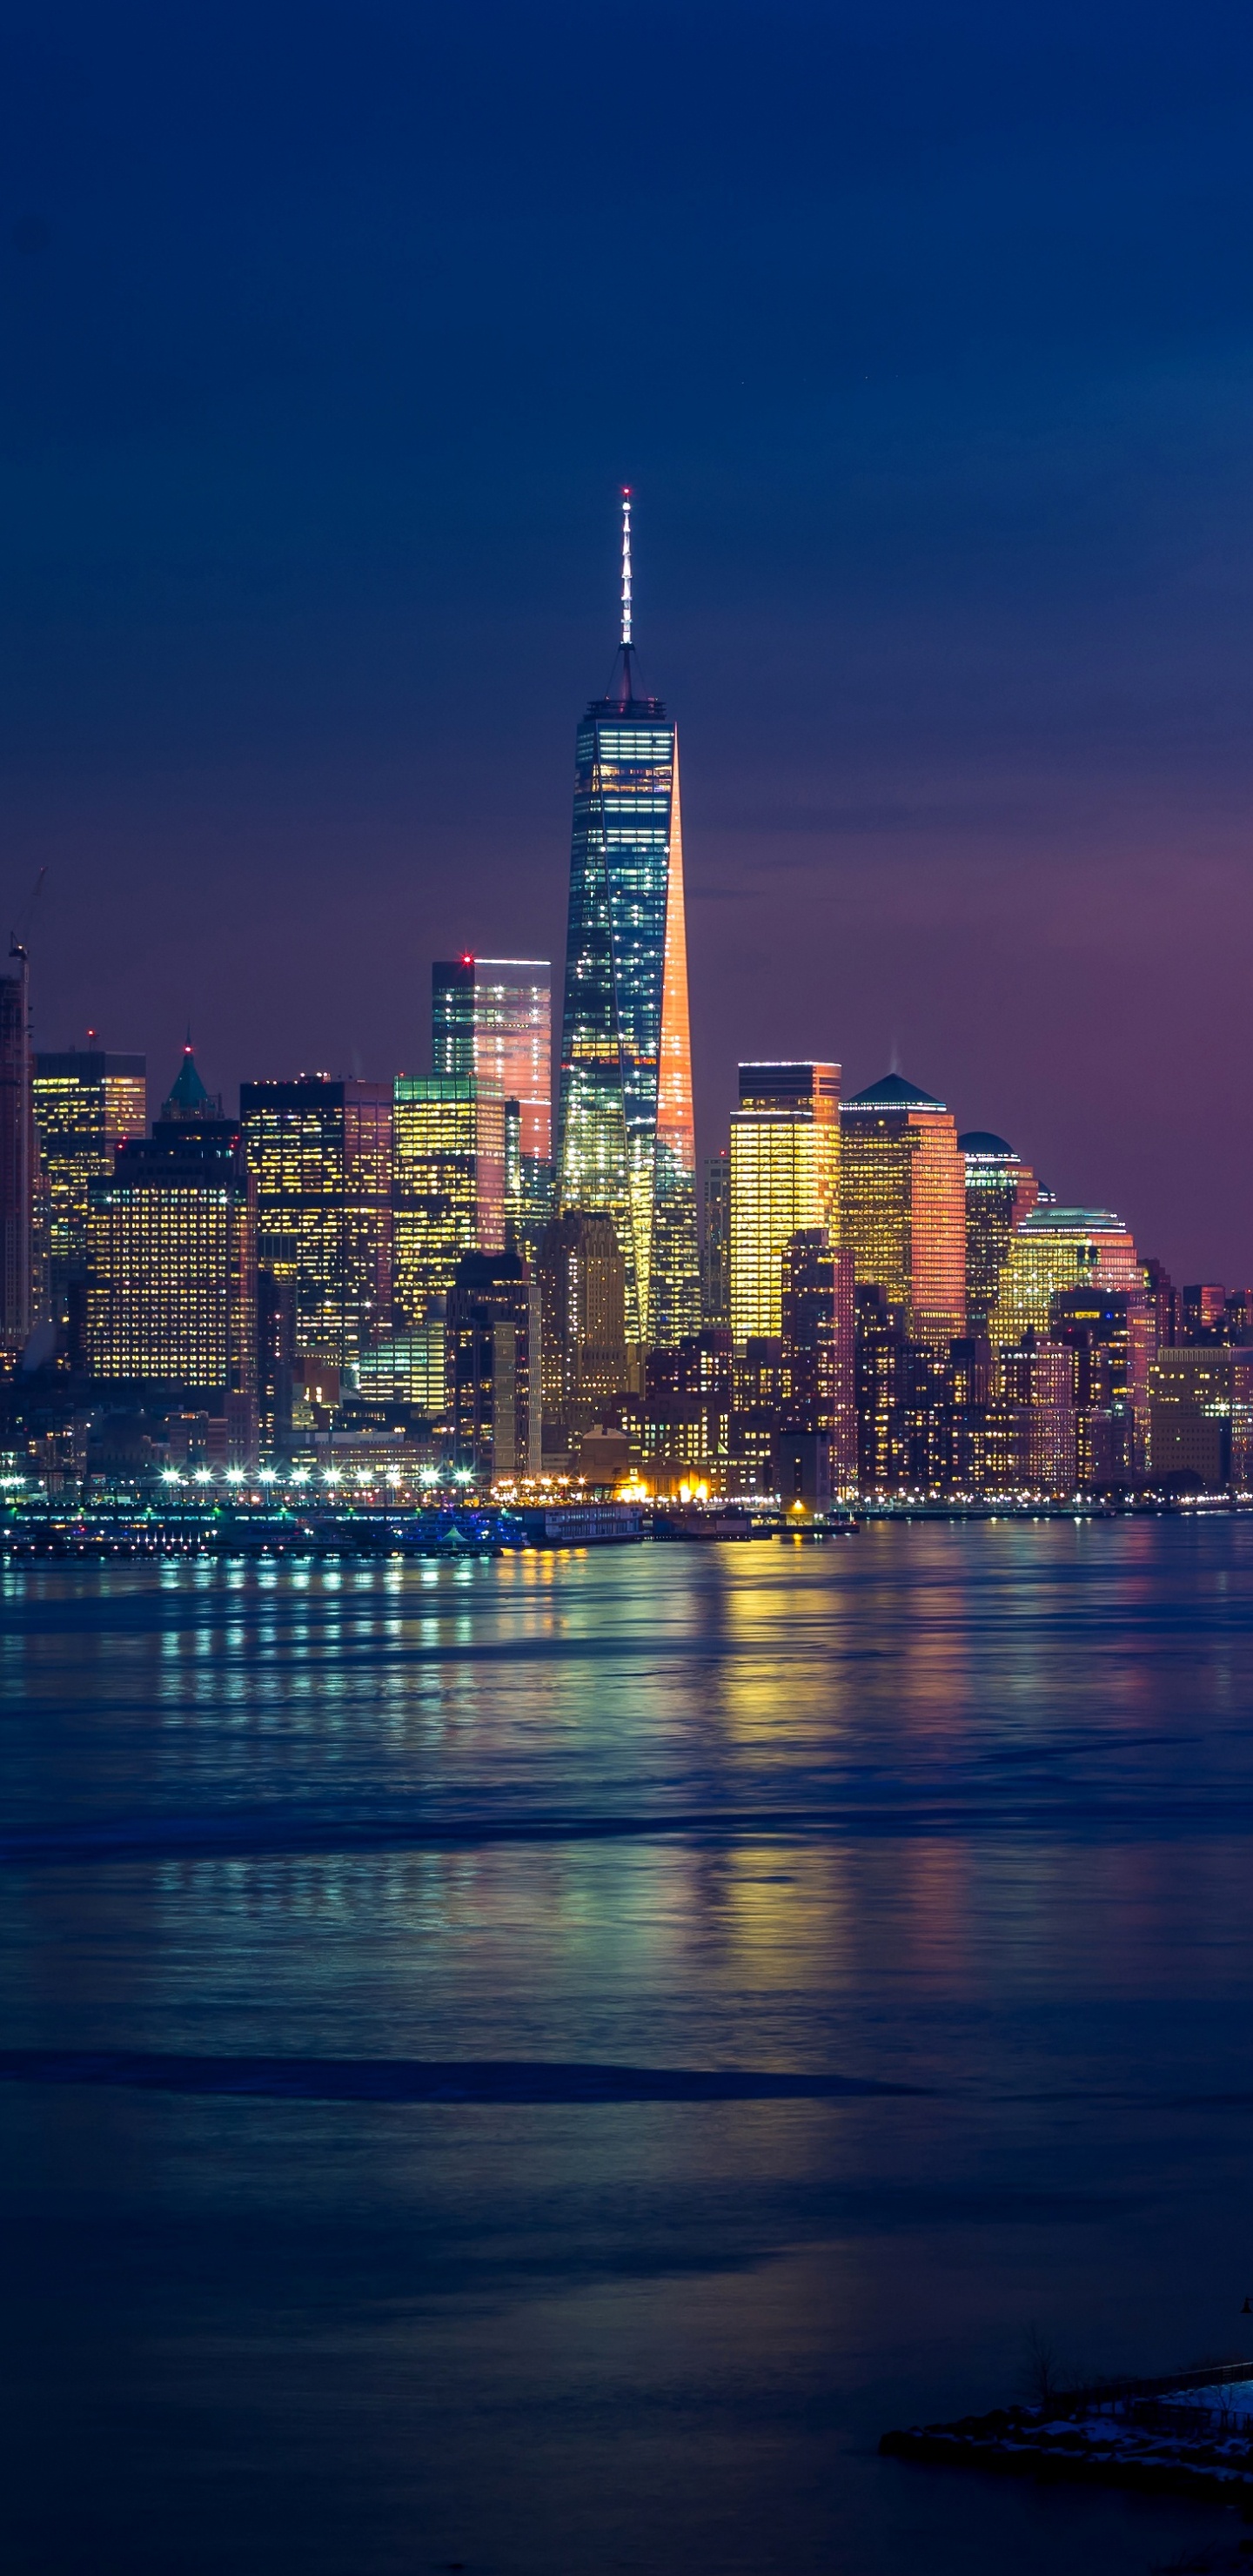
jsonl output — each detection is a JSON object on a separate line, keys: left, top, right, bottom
{"left": 3, "top": 2, "right": 1253, "bottom": 1275}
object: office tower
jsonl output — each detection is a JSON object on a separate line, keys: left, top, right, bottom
{"left": 239, "top": 1077, "right": 393, "bottom": 1367}
{"left": 989, "top": 1207, "right": 1140, "bottom": 1344}
{"left": 640, "top": 1328, "right": 733, "bottom": 1494}
{"left": 997, "top": 1334, "right": 1078, "bottom": 1493}
{"left": 432, "top": 956, "right": 551, "bottom": 1158}
{"left": 555, "top": 493, "right": 699, "bottom": 1349}
{"left": 701, "top": 1149, "right": 730, "bottom": 1328}
{"left": 1050, "top": 1280, "right": 1155, "bottom": 1481}
{"left": 356, "top": 1318, "right": 447, "bottom": 1417}
{"left": 256, "top": 1266, "right": 295, "bottom": 1452}
{"left": 446, "top": 1249, "right": 539, "bottom": 1482}
{"left": 1183, "top": 1284, "right": 1230, "bottom": 1342}
{"left": 1149, "top": 1348, "right": 1253, "bottom": 1491}
{"left": 840, "top": 1075, "right": 965, "bottom": 1354}
{"left": 0, "top": 943, "right": 33, "bottom": 1361}
{"left": 729, "top": 1063, "right": 841, "bottom": 1345}
{"left": 538, "top": 1209, "right": 627, "bottom": 1459}
{"left": 1142, "top": 1257, "right": 1181, "bottom": 1350}
{"left": 84, "top": 1060, "right": 257, "bottom": 1458}
{"left": 958, "top": 1130, "right": 1038, "bottom": 1336}
{"left": 779, "top": 1229, "right": 856, "bottom": 1490}
{"left": 433, "top": 956, "right": 553, "bottom": 1258}
{"left": 854, "top": 1285, "right": 908, "bottom": 1491}
{"left": 392, "top": 1076, "right": 505, "bottom": 1326}
{"left": 32, "top": 1043, "right": 147, "bottom": 1317}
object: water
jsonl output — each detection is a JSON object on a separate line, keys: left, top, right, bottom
{"left": 4, "top": 1519, "right": 1253, "bottom": 2573}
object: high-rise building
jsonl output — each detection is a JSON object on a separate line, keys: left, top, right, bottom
{"left": 779, "top": 1229, "right": 856, "bottom": 1491}
{"left": 1149, "top": 1348, "right": 1253, "bottom": 1491}
{"left": 1183, "top": 1284, "right": 1230, "bottom": 1341}
{"left": 239, "top": 1077, "right": 392, "bottom": 1367}
{"left": 446, "top": 1249, "right": 539, "bottom": 1483}
{"left": 989, "top": 1207, "right": 1141, "bottom": 1345}
{"left": 392, "top": 1077, "right": 505, "bottom": 1326}
{"left": 0, "top": 943, "right": 33, "bottom": 1361}
{"left": 555, "top": 493, "right": 699, "bottom": 1349}
{"left": 432, "top": 956, "right": 551, "bottom": 1159}
{"left": 433, "top": 956, "right": 553, "bottom": 1261}
{"left": 840, "top": 1074, "right": 965, "bottom": 1353}
{"left": 538, "top": 1209, "right": 628, "bottom": 1460}
{"left": 700, "top": 1149, "right": 730, "bottom": 1328}
{"left": 958, "top": 1130, "right": 1038, "bottom": 1337}
{"left": 84, "top": 1057, "right": 257, "bottom": 1458}
{"left": 32, "top": 1043, "right": 147, "bottom": 1317}
{"left": 854, "top": 1285, "right": 908, "bottom": 1492}
{"left": 729, "top": 1063, "right": 841, "bottom": 1345}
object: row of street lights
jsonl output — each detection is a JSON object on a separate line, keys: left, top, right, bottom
{"left": 158, "top": 1464, "right": 475, "bottom": 1495}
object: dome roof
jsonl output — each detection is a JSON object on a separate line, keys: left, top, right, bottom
{"left": 958, "top": 1130, "right": 1016, "bottom": 1157}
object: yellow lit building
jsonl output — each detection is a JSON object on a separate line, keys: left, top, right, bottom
{"left": 840, "top": 1074, "right": 966, "bottom": 1353}
{"left": 84, "top": 1112, "right": 257, "bottom": 1458}
{"left": 239, "top": 1077, "right": 392, "bottom": 1366}
{"left": 728, "top": 1063, "right": 841, "bottom": 1345}
{"left": 989, "top": 1207, "right": 1141, "bottom": 1345}
{"left": 33, "top": 1047, "right": 147, "bottom": 1311}
{"left": 392, "top": 1077, "right": 505, "bottom": 1328}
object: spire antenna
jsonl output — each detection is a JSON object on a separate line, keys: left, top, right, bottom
{"left": 620, "top": 487, "right": 633, "bottom": 647}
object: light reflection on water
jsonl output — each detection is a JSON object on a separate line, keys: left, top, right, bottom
{"left": 4, "top": 1521, "right": 1253, "bottom": 2573}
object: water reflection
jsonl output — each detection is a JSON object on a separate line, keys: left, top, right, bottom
{"left": 5, "top": 1525, "right": 1253, "bottom": 2573}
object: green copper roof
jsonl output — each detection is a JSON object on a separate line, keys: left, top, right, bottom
{"left": 164, "top": 1046, "right": 211, "bottom": 1111}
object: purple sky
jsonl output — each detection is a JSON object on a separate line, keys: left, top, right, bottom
{"left": 3, "top": 2, "right": 1253, "bottom": 1283}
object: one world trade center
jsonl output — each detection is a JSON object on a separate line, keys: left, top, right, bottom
{"left": 555, "top": 494, "right": 700, "bottom": 1349}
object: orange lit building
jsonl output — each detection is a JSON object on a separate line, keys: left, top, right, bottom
{"left": 840, "top": 1075, "right": 966, "bottom": 1353}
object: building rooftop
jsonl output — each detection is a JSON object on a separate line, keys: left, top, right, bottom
{"left": 1018, "top": 1205, "right": 1129, "bottom": 1234}
{"left": 958, "top": 1130, "right": 1016, "bottom": 1157}
{"left": 847, "top": 1073, "right": 947, "bottom": 1111}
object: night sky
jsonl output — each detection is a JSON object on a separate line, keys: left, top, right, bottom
{"left": 3, "top": 2, "right": 1253, "bottom": 1281}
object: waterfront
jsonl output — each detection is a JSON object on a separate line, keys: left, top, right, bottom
{"left": 5, "top": 1522, "right": 1253, "bottom": 2573}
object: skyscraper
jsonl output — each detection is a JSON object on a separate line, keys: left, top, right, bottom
{"left": 32, "top": 1043, "right": 147, "bottom": 1318}
{"left": 556, "top": 493, "right": 699, "bottom": 1349}
{"left": 239, "top": 1077, "right": 393, "bottom": 1368}
{"left": 392, "top": 1075, "right": 505, "bottom": 1325}
{"left": 537, "top": 1209, "right": 628, "bottom": 1460}
{"left": 0, "top": 942, "right": 33, "bottom": 1361}
{"left": 779, "top": 1228, "right": 857, "bottom": 1495}
{"left": 84, "top": 1054, "right": 257, "bottom": 1458}
{"left": 446, "top": 1248, "right": 539, "bottom": 1482}
{"left": 701, "top": 1149, "right": 730, "bottom": 1329}
{"left": 988, "top": 1206, "right": 1141, "bottom": 1344}
{"left": 958, "top": 1130, "right": 1038, "bottom": 1336}
{"left": 432, "top": 956, "right": 553, "bottom": 1261}
{"left": 728, "top": 1063, "right": 841, "bottom": 1345}
{"left": 840, "top": 1074, "right": 966, "bottom": 1353}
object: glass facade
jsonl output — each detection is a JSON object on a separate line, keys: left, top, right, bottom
{"left": 701, "top": 1149, "right": 730, "bottom": 1328}
{"left": 433, "top": 960, "right": 553, "bottom": 1263}
{"left": 989, "top": 1207, "right": 1141, "bottom": 1345}
{"left": 556, "top": 520, "right": 699, "bottom": 1348}
{"left": 392, "top": 1076, "right": 505, "bottom": 1327}
{"left": 728, "top": 1064, "right": 841, "bottom": 1345}
{"left": 959, "top": 1130, "right": 1038, "bottom": 1337}
{"left": 33, "top": 1049, "right": 147, "bottom": 1308}
{"left": 840, "top": 1075, "right": 966, "bottom": 1354}
{"left": 84, "top": 1123, "right": 257, "bottom": 1456}
{"left": 239, "top": 1078, "right": 392, "bottom": 1368}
